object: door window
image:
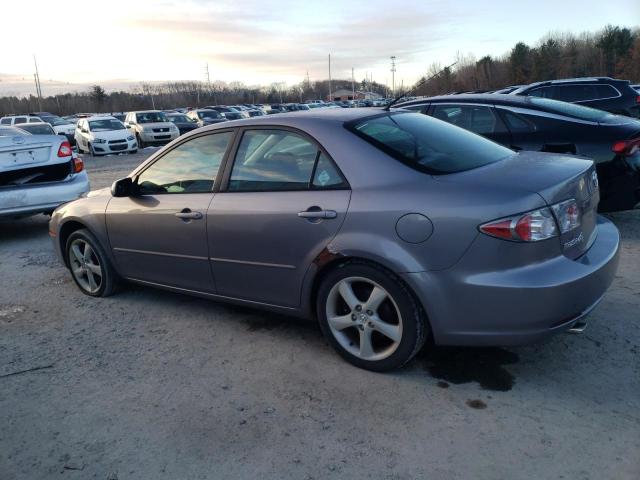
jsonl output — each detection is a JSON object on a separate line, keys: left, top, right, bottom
{"left": 13, "top": 117, "right": 27, "bottom": 124}
{"left": 553, "top": 85, "right": 598, "bottom": 102}
{"left": 0, "top": 118, "right": 11, "bottom": 125}
{"left": 137, "top": 132, "right": 232, "bottom": 194}
{"left": 228, "top": 130, "right": 346, "bottom": 191}
{"left": 527, "top": 86, "right": 554, "bottom": 98}
{"left": 431, "top": 105, "right": 501, "bottom": 135}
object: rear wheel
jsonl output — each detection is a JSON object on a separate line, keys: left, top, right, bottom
{"left": 66, "top": 229, "right": 118, "bottom": 297}
{"left": 317, "top": 262, "right": 428, "bottom": 372}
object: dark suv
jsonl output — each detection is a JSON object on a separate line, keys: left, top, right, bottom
{"left": 511, "top": 77, "right": 640, "bottom": 118}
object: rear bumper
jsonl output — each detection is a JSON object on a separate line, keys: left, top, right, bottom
{"left": 402, "top": 216, "right": 620, "bottom": 346}
{"left": 0, "top": 171, "right": 89, "bottom": 217}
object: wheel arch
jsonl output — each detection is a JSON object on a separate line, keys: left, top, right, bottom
{"left": 302, "top": 249, "right": 429, "bottom": 324}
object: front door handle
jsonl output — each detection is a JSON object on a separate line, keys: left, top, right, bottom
{"left": 297, "top": 209, "right": 337, "bottom": 219}
{"left": 175, "top": 209, "right": 203, "bottom": 220}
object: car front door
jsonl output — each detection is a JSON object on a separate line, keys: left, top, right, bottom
{"left": 207, "top": 128, "right": 351, "bottom": 308}
{"left": 106, "top": 130, "right": 234, "bottom": 292}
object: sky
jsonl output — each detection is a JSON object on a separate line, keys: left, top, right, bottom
{"left": 1, "top": 0, "right": 639, "bottom": 96}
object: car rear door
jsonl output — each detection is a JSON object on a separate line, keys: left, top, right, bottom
{"left": 207, "top": 127, "right": 351, "bottom": 308}
{"left": 106, "top": 130, "right": 234, "bottom": 292}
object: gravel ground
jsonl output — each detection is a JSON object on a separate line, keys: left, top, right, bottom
{"left": 1, "top": 150, "right": 639, "bottom": 480}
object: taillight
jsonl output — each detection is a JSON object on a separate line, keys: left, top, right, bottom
{"left": 57, "top": 141, "right": 72, "bottom": 157}
{"left": 480, "top": 198, "right": 582, "bottom": 243}
{"left": 73, "top": 157, "right": 84, "bottom": 173}
{"left": 480, "top": 208, "right": 558, "bottom": 242}
{"left": 612, "top": 137, "right": 640, "bottom": 156}
{"left": 636, "top": 95, "right": 640, "bottom": 104}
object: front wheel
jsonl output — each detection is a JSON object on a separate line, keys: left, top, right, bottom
{"left": 66, "top": 229, "right": 118, "bottom": 297}
{"left": 136, "top": 134, "right": 145, "bottom": 149}
{"left": 317, "top": 262, "right": 428, "bottom": 372}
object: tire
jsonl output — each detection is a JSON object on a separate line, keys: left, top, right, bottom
{"left": 88, "top": 143, "right": 97, "bottom": 157}
{"left": 76, "top": 142, "right": 84, "bottom": 154}
{"left": 136, "top": 134, "right": 145, "bottom": 149}
{"left": 129, "top": 149, "right": 138, "bottom": 154}
{"left": 316, "top": 261, "right": 428, "bottom": 372}
{"left": 66, "top": 228, "right": 118, "bottom": 297}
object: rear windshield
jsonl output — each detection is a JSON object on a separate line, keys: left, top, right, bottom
{"left": 527, "top": 97, "right": 628, "bottom": 124}
{"left": 346, "top": 112, "right": 513, "bottom": 174}
{"left": 199, "top": 110, "right": 222, "bottom": 119}
{"left": 18, "top": 124, "right": 55, "bottom": 135}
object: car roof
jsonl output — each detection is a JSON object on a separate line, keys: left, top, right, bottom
{"left": 396, "top": 93, "right": 558, "bottom": 109}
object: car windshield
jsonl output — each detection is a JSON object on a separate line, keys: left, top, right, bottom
{"left": 169, "top": 114, "right": 191, "bottom": 123}
{"left": 346, "top": 112, "right": 513, "bottom": 174}
{"left": 199, "top": 110, "right": 222, "bottom": 119}
{"left": 137, "top": 112, "right": 169, "bottom": 123}
{"left": 0, "top": 126, "right": 30, "bottom": 136}
{"left": 89, "top": 119, "right": 125, "bottom": 131}
{"left": 18, "top": 124, "right": 55, "bottom": 135}
{"left": 527, "top": 97, "right": 627, "bottom": 124}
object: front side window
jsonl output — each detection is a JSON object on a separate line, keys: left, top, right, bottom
{"left": 346, "top": 112, "right": 513, "bottom": 174}
{"left": 137, "top": 132, "right": 232, "bottom": 195}
{"left": 431, "top": 104, "right": 501, "bottom": 135}
{"left": 228, "top": 130, "right": 346, "bottom": 191}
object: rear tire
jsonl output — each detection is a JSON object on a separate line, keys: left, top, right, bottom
{"left": 66, "top": 228, "right": 118, "bottom": 297}
{"left": 316, "top": 261, "right": 428, "bottom": 372}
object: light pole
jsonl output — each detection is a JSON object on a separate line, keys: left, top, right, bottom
{"left": 390, "top": 56, "right": 396, "bottom": 98}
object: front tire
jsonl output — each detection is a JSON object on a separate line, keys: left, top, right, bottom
{"left": 66, "top": 229, "right": 118, "bottom": 297}
{"left": 136, "top": 134, "right": 145, "bottom": 149}
{"left": 316, "top": 261, "right": 428, "bottom": 372}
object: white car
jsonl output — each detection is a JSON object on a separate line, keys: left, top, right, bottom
{"left": 1, "top": 114, "right": 77, "bottom": 144}
{"left": 0, "top": 126, "right": 89, "bottom": 218}
{"left": 75, "top": 116, "right": 138, "bottom": 156}
{"left": 124, "top": 110, "right": 179, "bottom": 147}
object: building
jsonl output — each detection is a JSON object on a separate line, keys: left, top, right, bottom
{"left": 327, "top": 89, "right": 383, "bottom": 101}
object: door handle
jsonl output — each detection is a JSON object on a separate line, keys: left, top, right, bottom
{"left": 297, "top": 209, "right": 337, "bottom": 219}
{"left": 175, "top": 209, "right": 203, "bottom": 220}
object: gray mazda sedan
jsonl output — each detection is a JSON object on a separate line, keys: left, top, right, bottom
{"left": 49, "top": 108, "right": 620, "bottom": 371}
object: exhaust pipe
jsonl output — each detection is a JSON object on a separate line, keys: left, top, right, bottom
{"left": 568, "top": 320, "right": 588, "bottom": 334}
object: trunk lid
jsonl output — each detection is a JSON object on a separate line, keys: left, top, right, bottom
{"left": 437, "top": 151, "right": 599, "bottom": 259}
{"left": 0, "top": 135, "right": 55, "bottom": 172}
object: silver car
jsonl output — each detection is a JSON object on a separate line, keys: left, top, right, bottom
{"left": 49, "top": 109, "right": 620, "bottom": 371}
{"left": 1, "top": 126, "right": 89, "bottom": 218}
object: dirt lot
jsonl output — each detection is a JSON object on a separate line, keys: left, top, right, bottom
{"left": 1, "top": 150, "right": 639, "bottom": 480}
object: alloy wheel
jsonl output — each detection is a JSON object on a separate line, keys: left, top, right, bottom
{"left": 69, "top": 239, "right": 103, "bottom": 294}
{"left": 325, "top": 276, "right": 403, "bottom": 361}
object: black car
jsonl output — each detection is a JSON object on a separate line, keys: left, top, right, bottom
{"left": 511, "top": 77, "right": 640, "bottom": 118}
{"left": 186, "top": 109, "right": 227, "bottom": 127}
{"left": 397, "top": 94, "right": 640, "bottom": 212}
{"left": 166, "top": 113, "right": 200, "bottom": 135}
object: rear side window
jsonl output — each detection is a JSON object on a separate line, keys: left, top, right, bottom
{"left": 553, "top": 85, "right": 598, "bottom": 102}
{"left": 594, "top": 84, "right": 619, "bottom": 99}
{"left": 346, "top": 112, "right": 513, "bottom": 174}
{"left": 527, "top": 86, "right": 554, "bottom": 98}
{"left": 14, "top": 117, "right": 27, "bottom": 124}
{"left": 228, "top": 130, "right": 347, "bottom": 191}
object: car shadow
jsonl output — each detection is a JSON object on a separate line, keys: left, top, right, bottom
{"left": 0, "top": 215, "right": 50, "bottom": 243}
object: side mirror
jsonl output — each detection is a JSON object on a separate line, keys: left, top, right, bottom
{"left": 111, "top": 177, "right": 135, "bottom": 197}
{"left": 81, "top": 128, "right": 88, "bottom": 133}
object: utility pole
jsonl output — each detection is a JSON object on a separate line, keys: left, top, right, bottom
{"left": 33, "top": 55, "right": 43, "bottom": 111}
{"left": 205, "top": 62, "right": 217, "bottom": 105}
{"left": 390, "top": 56, "right": 396, "bottom": 98}
{"left": 351, "top": 67, "right": 355, "bottom": 101}
{"left": 328, "top": 54, "right": 332, "bottom": 102}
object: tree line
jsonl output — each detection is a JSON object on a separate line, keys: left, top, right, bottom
{"left": 1, "top": 24, "right": 638, "bottom": 116}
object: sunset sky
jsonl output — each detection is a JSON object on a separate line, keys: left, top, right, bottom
{"left": 2, "top": 0, "right": 638, "bottom": 96}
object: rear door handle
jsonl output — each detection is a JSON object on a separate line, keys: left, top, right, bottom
{"left": 175, "top": 209, "right": 203, "bottom": 220}
{"left": 297, "top": 210, "right": 337, "bottom": 219}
